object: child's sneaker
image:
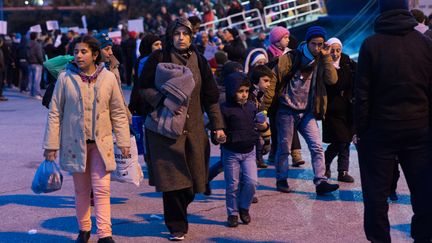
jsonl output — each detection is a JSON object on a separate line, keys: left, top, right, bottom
{"left": 227, "top": 215, "right": 239, "bottom": 227}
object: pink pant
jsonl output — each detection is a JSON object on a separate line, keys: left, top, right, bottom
{"left": 72, "top": 143, "right": 112, "bottom": 238}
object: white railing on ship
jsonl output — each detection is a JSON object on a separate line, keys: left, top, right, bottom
{"left": 263, "top": 0, "right": 324, "bottom": 29}
{"left": 200, "top": 0, "right": 325, "bottom": 32}
{"left": 200, "top": 8, "right": 265, "bottom": 32}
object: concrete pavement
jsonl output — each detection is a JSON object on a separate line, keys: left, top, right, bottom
{"left": 0, "top": 88, "right": 413, "bottom": 243}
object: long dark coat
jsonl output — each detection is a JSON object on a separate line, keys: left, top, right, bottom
{"left": 139, "top": 46, "right": 225, "bottom": 193}
{"left": 322, "top": 53, "right": 356, "bottom": 143}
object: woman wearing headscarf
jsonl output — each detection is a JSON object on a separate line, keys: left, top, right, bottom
{"left": 322, "top": 37, "right": 356, "bottom": 183}
{"left": 138, "top": 18, "right": 225, "bottom": 241}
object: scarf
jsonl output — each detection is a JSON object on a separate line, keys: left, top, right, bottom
{"left": 332, "top": 57, "right": 341, "bottom": 69}
{"left": 67, "top": 62, "right": 105, "bottom": 83}
{"left": 268, "top": 44, "right": 285, "bottom": 58}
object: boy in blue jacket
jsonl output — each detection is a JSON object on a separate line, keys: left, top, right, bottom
{"left": 217, "top": 72, "right": 261, "bottom": 227}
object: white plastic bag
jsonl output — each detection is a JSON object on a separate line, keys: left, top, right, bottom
{"left": 112, "top": 136, "right": 143, "bottom": 186}
{"left": 31, "top": 160, "right": 63, "bottom": 194}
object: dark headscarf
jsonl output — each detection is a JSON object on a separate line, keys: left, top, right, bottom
{"left": 139, "top": 33, "right": 161, "bottom": 57}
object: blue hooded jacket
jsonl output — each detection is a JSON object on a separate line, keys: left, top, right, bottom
{"left": 220, "top": 72, "right": 258, "bottom": 153}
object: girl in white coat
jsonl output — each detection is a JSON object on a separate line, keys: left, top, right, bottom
{"left": 43, "top": 35, "right": 130, "bottom": 243}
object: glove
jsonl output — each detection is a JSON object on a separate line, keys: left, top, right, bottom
{"left": 255, "top": 111, "right": 267, "bottom": 124}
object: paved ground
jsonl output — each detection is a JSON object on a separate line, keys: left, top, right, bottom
{"left": 0, "top": 88, "right": 414, "bottom": 243}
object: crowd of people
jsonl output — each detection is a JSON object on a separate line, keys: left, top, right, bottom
{"left": 2, "top": 0, "right": 432, "bottom": 242}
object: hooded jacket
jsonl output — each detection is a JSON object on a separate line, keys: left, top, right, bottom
{"left": 220, "top": 72, "right": 259, "bottom": 153}
{"left": 354, "top": 9, "right": 432, "bottom": 136}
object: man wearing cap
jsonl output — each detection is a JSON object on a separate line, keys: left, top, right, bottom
{"left": 355, "top": 0, "right": 432, "bottom": 242}
{"left": 95, "top": 33, "right": 132, "bottom": 123}
{"left": 264, "top": 25, "right": 339, "bottom": 195}
{"left": 138, "top": 17, "right": 225, "bottom": 241}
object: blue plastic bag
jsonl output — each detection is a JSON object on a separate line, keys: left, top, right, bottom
{"left": 31, "top": 160, "right": 63, "bottom": 194}
{"left": 131, "top": 115, "right": 145, "bottom": 155}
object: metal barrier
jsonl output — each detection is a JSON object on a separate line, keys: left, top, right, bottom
{"left": 200, "top": 0, "right": 325, "bottom": 32}
{"left": 200, "top": 8, "right": 265, "bottom": 32}
{"left": 263, "top": 0, "right": 325, "bottom": 29}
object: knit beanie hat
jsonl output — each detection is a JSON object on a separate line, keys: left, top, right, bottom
{"left": 379, "top": 0, "right": 408, "bottom": 13}
{"left": 269, "top": 26, "right": 290, "bottom": 44}
{"left": 94, "top": 33, "right": 113, "bottom": 49}
{"left": 305, "top": 26, "right": 327, "bottom": 43}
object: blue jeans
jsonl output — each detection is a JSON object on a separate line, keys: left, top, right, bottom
{"left": 28, "top": 64, "right": 42, "bottom": 96}
{"left": 275, "top": 107, "right": 327, "bottom": 185}
{"left": 222, "top": 147, "right": 257, "bottom": 216}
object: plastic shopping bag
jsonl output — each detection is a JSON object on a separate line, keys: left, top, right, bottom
{"left": 112, "top": 136, "right": 143, "bottom": 186}
{"left": 31, "top": 160, "right": 63, "bottom": 194}
{"left": 131, "top": 115, "right": 145, "bottom": 155}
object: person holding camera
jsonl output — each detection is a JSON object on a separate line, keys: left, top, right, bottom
{"left": 263, "top": 26, "right": 340, "bottom": 195}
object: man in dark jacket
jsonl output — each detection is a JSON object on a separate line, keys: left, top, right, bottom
{"left": 355, "top": 0, "right": 432, "bottom": 242}
{"left": 27, "top": 32, "right": 44, "bottom": 99}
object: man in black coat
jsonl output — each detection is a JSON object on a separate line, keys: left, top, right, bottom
{"left": 355, "top": 0, "right": 432, "bottom": 242}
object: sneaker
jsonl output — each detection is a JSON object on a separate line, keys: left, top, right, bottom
{"left": 337, "top": 171, "right": 354, "bottom": 183}
{"left": 34, "top": 95, "right": 43, "bottom": 100}
{"left": 203, "top": 183, "right": 212, "bottom": 196}
{"left": 239, "top": 208, "right": 251, "bottom": 224}
{"left": 252, "top": 196, "right": 258, "bottom": 203}
{"left": 169, "top": 232, "right": 185, "bottom": 241}
{"left": 227, "top": 215, "right": 239, "bottom": 227}
{"left": 76, "top": 230, "right": 90, "bottom": 243}
{"left": 0, "top": 96, "right": 8, "bottom": 101}
{"left": 324, "top": 169, "right": 331, "bottom": 179}
{"left": 389, "top": 191, "right": 398, "bottom": 201}
{"left": 316, "top": 181, "right": 339, "bottom": 195}
{"left": 276, "top": 180, "right": 292, "bottom": 193}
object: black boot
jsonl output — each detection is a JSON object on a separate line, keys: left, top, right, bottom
{"left": 76, "top": 231, "right": 90, "bottom": 243}
{"left": 227, "top": 215, "right": 239, "bottom": 227}
{"left": 316, "top": 181, "right": 339, "bottom": 195}
{"left": 239, "top": 208, "right": 251, "bottom": 224}
{"left": 337, "top": 171, "right": 354, "bottom": 183}
{"left": 276, "top": 180, "right": 292, "bottom": 193}
{"left": 98, "top": 236, "right": 115, "bottom": 243}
